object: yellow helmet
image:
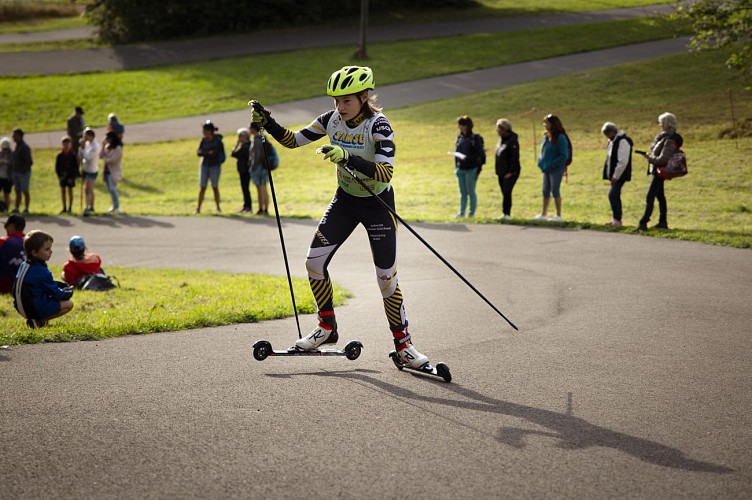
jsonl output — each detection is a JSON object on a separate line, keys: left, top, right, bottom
{"left": 326, "top": 66, "right": 375, "bottom": 97}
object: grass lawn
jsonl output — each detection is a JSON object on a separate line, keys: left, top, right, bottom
{"left": 0, "top": 266, "right": 350, "bottom": 345}
{"left": 0, "top": 16, "right": 688, "bottom": 132}
{"left": 19, "top": 50, "right": 752, "bottom": 248}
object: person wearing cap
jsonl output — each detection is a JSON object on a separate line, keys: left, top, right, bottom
{"left": 195, "top": 120, "right": 225, "bottom": 214}
{"left": 0, "top": 136, "right": 12, "bottom": 212}
{"left": 248, "top": 66, "right": 437, "bottom": 371}
{"left": 231, "top": 127, "right": 252, "bottom": 213}
{"left": 11, "top": 129, "right": 33, "bottom": 214}
{"left": 66, "top": 106, "right": 86, "bottom": 156}
{"left": 0, "top": 214, "right": 25, "bottom": 293}
{"left": 55, "top": 136, "right": 78, "bottom": 214}
{"left": 62, "top": 235, "right": 104, "bottom": 287}
{"left": 79, "top": 127, "right": 100, "bottom": 216}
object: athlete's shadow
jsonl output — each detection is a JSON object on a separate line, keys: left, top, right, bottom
{"left": 268, "top": 369, "right": 733, "bottom": 474}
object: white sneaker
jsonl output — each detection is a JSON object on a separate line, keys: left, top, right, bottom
{"left": 548, "top": 215, "right": 563, "bottom": 222}
{"left": 503, "top": 214, "right": 511, "bottom": 221}
{"left": 397, "top": 344, "right": 431, "bottom": 370}
{"left": 294, "top": 316, "right": 338, "bottom": 351}
{"left": 532, "top": 214, "right": 547, "bottom": 221}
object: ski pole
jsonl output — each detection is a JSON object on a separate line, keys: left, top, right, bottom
{"left": 256, "top": 124, "right": 302, "bottom": 339}
{"left": 318, "top": 147, "right": 518, "bottom": 331}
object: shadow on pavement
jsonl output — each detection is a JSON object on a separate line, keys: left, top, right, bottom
{"left": 266, "top": 369, "right": 734, "bottom": 474}
{"left": 79, "top": 215, "right": 175, "bottom": 228}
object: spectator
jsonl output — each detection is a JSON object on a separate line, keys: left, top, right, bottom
{"left": 55, "top": 136, "right": 78, "bottom": 215}
{"left": 494, "top": 118, "right": 521, "bottom": 220}
{"left": 11, "top": 128, "right": 33, "bottom": 214}
{"left": 66, "top": 106, "right": 85, "bottom": 156}
{"left": 533, "top": 114, "right": 568, "bottom": 222}
{"left": 636, "top": 112, "right": 682, "bottom": 231}
{"left": 195, "top": 120, "right": 224, "bottom": 214}
{"left": 248, "top": 123, "right": 269, "bottom": 215}
{"left": 601, "top": 122, "right": 633, "bottom": 227}
{"left": 453, "top": 115, "right": 485, "bottom": 218}
{"left": 0, "top": 137, "right": 12, "bottom": 212}
{"left": 231, "top": 127, "right": 252, "bottom": 213}
{"left": 100, "top": 131, "right": 124, "bottom": 214}
{"left": 12, "top": 230, "right": 74, "bottom": 329}
{"left": 79, "top": 128, "right": 100, "bottom": 216}
{"left": 61, "top": 235, "right": 104, "bottom": 287}
{"left": 0, "top": 214, "right": 25, "bottom": 294}
{"left": 106, "top": 113, "right": 125, "bottom": 139}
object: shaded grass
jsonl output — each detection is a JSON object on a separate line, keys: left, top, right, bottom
{"left": 0, "top": 16, "right": 688, "bottom": 132}
{"left": 0, "top": 266, "right": 351, "bottom": 345}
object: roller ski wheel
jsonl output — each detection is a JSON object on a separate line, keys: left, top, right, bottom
{"left": 388, "top": 350, "right": 452, "bottom": 383}
{"left": 253, "top": 339, "right": 363, "bottom": 361}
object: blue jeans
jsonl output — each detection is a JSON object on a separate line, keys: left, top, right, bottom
{"left": 104, "top": 170, "right": 119, "bottom": 210}
{"left": 455, "top": 167, "right": 478, "bottom": 216}
{"left": 541, "top": 167, "right": 565, "bottom": 198}
{"left": 608, "top": 180, "right": 625, "bottom": 221}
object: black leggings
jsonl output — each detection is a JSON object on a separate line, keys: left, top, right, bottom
{"left": 498, "top": 174, "right": 518, "bottom": 216}
{"left": 305, "top": 187, "right": 407, "bottom": 332}
{"left": 640, "top": 175, "right": 667, "bottom": 225}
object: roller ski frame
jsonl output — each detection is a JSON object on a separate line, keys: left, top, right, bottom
{"left": 389, "top": 350, "right": 452, "bottom": 383}
{"left": 253, "top": 339, "right": 363, "bottom": 361}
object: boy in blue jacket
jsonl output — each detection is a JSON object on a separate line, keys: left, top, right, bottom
{"left": 13, "top": 230, "right": 74, "bottom": 328}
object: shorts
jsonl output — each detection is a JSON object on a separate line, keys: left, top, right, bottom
{"left": 83, "top": 172, "right": 98, "bottom": 181}
{"left": 11, "top": 171, "right": 31, "bottom": 192}
{"left": 0, "top": 178, "right": 11, "bottom": 195}
{"left": 59, "top": 176, "right": 76, "bottom": 188}
{"left": 199, "top": 163, "right": 221, "bottom": 188}
{"left": 250, "top": 166, "right": 268, "bottom": 186}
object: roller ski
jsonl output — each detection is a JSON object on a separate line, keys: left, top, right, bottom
{"left": 388, "top": 330, "right": 452, "bottom": 382}
{"left": 253, "top": 313, "right": 363, "bottom": 362}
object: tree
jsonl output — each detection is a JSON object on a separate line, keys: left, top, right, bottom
{"left": 677, "top": 0, "right": 752, "bottom": 76}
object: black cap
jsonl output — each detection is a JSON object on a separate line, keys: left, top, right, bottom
{"left": 12, "top": 128, "right": 23, "bottom": 137}
{"left": 75, "top": 106, "right": 84, "bottom": 114}
{"left": 4, "top": 214, "right": 25, "bottom": 231}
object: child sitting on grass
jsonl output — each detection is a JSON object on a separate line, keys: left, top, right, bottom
{"left": 61, "top": 235, "right": 104, "bottom": 287}
{"left": 13, "top": 230, "right": 74, "bottom": 328}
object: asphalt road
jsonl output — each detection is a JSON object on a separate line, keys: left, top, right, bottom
{"left": 1, "top": 215, "right": 750, "bottom": 498}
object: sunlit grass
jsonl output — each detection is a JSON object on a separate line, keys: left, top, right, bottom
{"left": 0, "top": 266, "right": 350, "bottom": 345}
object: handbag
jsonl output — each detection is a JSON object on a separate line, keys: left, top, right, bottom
{"left": 656, "top": 150, "right": 687, "bottom": 179}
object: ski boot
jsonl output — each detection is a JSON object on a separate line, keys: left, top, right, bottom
{"left": 294, "top": 311, "right": 339, "bottom": 351}
{"left": 388, "top": 329, "right": 451, "bottom": 382}
{"left": 392, "top": 329, "right": 431, "bottom": 370}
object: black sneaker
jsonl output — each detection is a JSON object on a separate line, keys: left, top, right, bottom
{"left": 633, "top": 223, "right": 648, "bottom": 232}
{"left": 653, "top": 222, "right": 669, "bottom": 230}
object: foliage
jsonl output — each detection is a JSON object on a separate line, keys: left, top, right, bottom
{"left": 85, "top": 0, "right": 472, "bottom": 43}
{"left": 677, "top": 0, "right": 752, "bottom": 78}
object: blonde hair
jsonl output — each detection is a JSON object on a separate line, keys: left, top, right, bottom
{"left": 496, "top": 118, "right": 513, "bottom": 132}
{"left": 658, "top": 112, "right": 677, "bottom": 129}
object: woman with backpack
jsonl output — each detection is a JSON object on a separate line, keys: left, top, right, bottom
{"left": 534, "top": 113, "right": 569, "bottom": 222}
{"left": 635, "top": 112, "right": 682, "bottom": 231}
{"left": 453, "top": 115, "right": 485, "bottom": 218}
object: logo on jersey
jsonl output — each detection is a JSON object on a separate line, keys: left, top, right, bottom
{"left": 332, "top": 131, "right": 366, "bottom": 149}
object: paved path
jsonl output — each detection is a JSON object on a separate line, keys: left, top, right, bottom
{"left": 0, "top": 3, "right": 678, "bottom": 76}
{"left": 1, "top": 215, "right": 750, "bottom": 498}
{"left": 24, "top": 36, "right": 690, "bottom": 149}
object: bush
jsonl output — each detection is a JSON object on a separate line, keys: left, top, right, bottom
{"left": 86, "top": 0, "right": 474, "bottom": 44}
